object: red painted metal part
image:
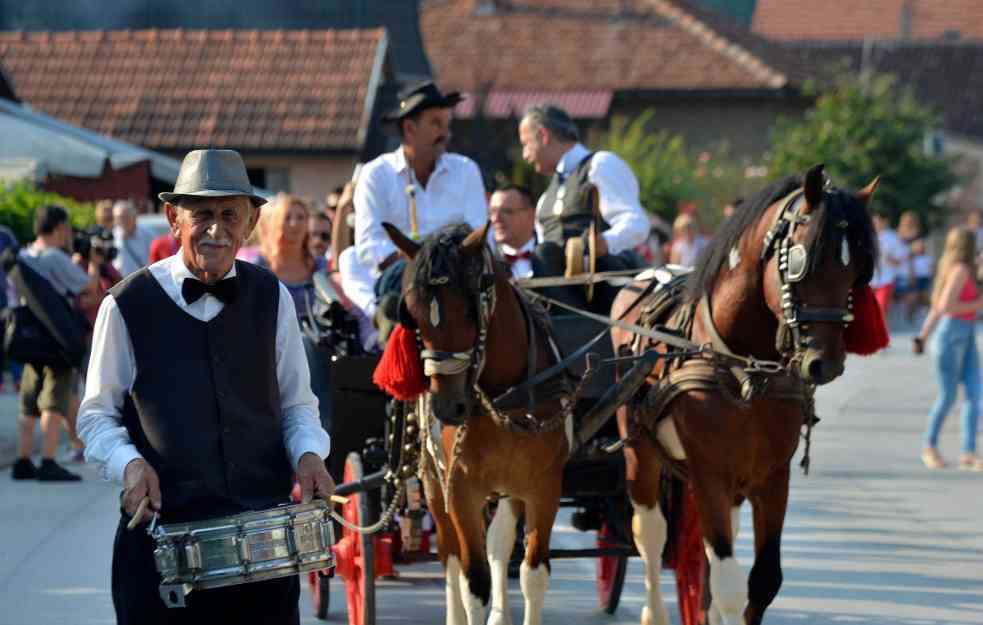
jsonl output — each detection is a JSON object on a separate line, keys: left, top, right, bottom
{"left": 674, "top": 486, "right": 707, "bottom": 625}
{"left": 331, "top": 459, "right": 373, "bottom": 625}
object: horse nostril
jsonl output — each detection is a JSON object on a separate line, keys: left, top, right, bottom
{"left": 807, "top": 358, "right": 825, "bottom": 381}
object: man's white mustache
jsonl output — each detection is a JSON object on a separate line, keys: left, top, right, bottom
{"left": 198, "top": 239, "right": 231, "bottom": 248}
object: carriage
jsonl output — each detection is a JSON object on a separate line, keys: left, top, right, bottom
{"left": 303, "top": 269, "right": 709, "bottom": 625}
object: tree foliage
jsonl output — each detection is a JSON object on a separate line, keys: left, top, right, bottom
{"left": 767, "top": 74, "right": 956, "bottom": 227}
{"left": 600, "top": 111, "right": 757, "bottom": 228}
{"left": 0, "top": 181, "right": 95, "bottom": 245}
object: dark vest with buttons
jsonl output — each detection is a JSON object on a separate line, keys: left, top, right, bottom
{"left": 537, "top": 152, "right": 609, "bottom": 244}
{"left": 110, "top": 261, "right": 292, "bottom": 522}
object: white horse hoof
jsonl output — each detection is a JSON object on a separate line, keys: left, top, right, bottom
{"left": 487, "top": 607, "right": 513, "bottom": 625}
{"left": 641, "top": 605, "right": 670, "bottom": 625}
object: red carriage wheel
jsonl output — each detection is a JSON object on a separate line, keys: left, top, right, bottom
{"left": 596, "top": 523, "right": 628, "bottom": 614}
{"left": 332, "top": 452, "right": 376, "bottom": 625}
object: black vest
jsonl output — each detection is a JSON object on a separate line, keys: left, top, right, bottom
{"left": 110, "top": 261, "right": 292, "bottom": 522}
{"left": 537, "top": 152, "right": 610, "bottom": 244}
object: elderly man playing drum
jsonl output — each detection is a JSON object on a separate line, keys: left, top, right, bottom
{"left": 518, "top": 104, "right": 649, "bottom": 311}
{"left": 354, "top": 81, "right": 487, "bottom": 337}
{"left": 77, "top": 149, "right": 334, "bottom": 625}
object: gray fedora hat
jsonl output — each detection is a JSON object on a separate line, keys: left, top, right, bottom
{"left": 159, "top": 149, "right": 266, "bottom": 207}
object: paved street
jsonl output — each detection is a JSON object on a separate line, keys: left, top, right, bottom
{"left": 1, "top": 331, "right": 983, "bottom": 624}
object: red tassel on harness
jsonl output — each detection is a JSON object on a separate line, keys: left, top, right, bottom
{"left": 844, "top": 285, "right": 889, "bottom": 355}
{"left": 373, "top": 324, "right": 429, "bottom": 400}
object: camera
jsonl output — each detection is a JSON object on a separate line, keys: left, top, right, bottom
{"left": 73, "top": 225, "right": 117, "bottom": 263}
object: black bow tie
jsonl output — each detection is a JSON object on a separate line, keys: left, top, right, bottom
{"left": 182, "top": 277, "right": 238, "bottom": 305}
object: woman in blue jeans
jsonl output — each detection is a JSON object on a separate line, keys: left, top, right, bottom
{"left": 915, "top": 227, "right": 983, "bottom": 470}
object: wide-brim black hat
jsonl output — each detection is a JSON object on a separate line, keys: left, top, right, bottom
{"left": 382, "top": 81, "right": 464, "bottom": 123}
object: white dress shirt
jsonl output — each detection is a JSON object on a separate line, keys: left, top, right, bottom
{"left": 499, "top": 238, "right": 536, "bottom": 280}
{"left": 534, "top": 143, "right": 648, "bottom": 255}
{"left": 338, "top": 246, "right": 380, "bottom": 351}
{"left": 78, "top": 253, "right": 330, "bottom": 484}
{"left": 354, "top": 146, "right": 488, "bottom": 276}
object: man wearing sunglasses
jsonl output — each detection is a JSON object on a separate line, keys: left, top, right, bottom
{"left": 308, "top": 211, "right": 332, "bottom": 262}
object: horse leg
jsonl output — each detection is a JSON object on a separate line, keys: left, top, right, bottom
{"left": 423, "top": 457, "right": 467, "bottom": 625}
{"left": 743, "top": 467, "right": 789, "bottom": 625}
{"left": 624, "top": 435, "right": 670, "bottom": 625}
{"left": 707, "top": 497, "right": 745, "bottom": 625}
{"left": 519, "top": 482, "right": 560, "bottom": 625}
{"left": 487, "top": 498, "right": 522, "bottom": 625}
{"left": 691, "top": 478, "right": 746, "bottom": 625}
{"left": 448, "top": 485, "right": 492, "bottom": 625}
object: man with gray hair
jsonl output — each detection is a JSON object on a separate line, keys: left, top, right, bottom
{"left": 112, "top": 199, "right": 154, "bottom": 277}
{"left": 79, "top": 149, "right": 333, "bottom": 623}
{"left": 518, "top": 104, "right": 648, "bottom": 309}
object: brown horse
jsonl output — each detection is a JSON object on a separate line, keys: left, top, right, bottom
{"left": 383, "top": 222, "right": 571, "bottom": 625}
{"left": 611, "top": 165, "right": 879, "bottom": 625}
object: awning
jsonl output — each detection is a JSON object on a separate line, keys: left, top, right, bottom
{"left": 454, "top": 90, "right": 613, "bottom": 120}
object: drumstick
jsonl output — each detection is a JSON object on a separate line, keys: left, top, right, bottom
{"left": 127, "top": 496, "right": 151, "bottom": 530}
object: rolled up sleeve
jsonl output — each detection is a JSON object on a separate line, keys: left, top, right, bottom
{"left": 77, "top": 295, "right": 142, "bottom": 484}
{"left": 463, "top": 160, "right": 489, "bottom": 231}
{"left": 354, "top": 167, "right": 396, "bottom": 274}
{"left": 591, "top": 152, "right": 648, "bottom": 255}
{"left": 275, "top": 283, "right": 331, "bottom": 468}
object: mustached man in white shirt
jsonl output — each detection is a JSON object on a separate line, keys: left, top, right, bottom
{"left": 518, "top": 104, "right": 648, "bottom": 311}
{"left": 77, "top": 149, "right": 333, "bottom": 625}
{"left": 354, "top": 81, "right": 487, "bottom": 336}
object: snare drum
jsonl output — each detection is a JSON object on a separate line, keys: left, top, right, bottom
{"left": 150, "top": 500, "right": 335, "bottom": 607}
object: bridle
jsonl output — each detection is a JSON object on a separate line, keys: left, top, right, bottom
{"left": 398, "top": 244, "right": 498, "bottom": 414}
{"left": 760, "top": 189, "right": 855, "bottom": 360}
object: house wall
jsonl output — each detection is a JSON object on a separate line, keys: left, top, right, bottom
{"left": 243, "top": 155, "right": 359, "bottom": 206}
{"left": 944, "top": 135, "right": 983, "bottom": 215}
{"left": 608, "top": 95, "right": 810, "bottom": 162}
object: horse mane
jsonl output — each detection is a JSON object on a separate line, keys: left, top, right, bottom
{"left": 410, "top": 223, "right": 485, "bottom": 314}
{"left": 685, "top": 175, "right": 802, "bottom": 302}
{"left": 685, "top": 175, "right": 879, "bottom": 303}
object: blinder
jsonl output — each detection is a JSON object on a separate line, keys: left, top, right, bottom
{"left": 397, "top": 295, "right": 417, "bottom": 329}
{"left": 761, "top": 188, "right": 856, "bottom": 360}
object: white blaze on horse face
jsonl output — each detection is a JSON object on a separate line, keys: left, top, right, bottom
{"left": 445, "top": 555, "right": 467, "bottom": 625}
{"left": 728, "top": 246, "right": 741, "bottom": 270}
{"left": 487, "top": 500, "right": 518, "bottom": 625}
{"left": 841, "top": 237, "right": 851, "bottom": 266}
{"left": 631, "top": 503, "right": 670, "bottom": 625}
{"left": 431, "top": 296, "right": 441, "bottom": 327}
{"left": 704, "top": 542, "right": 747, "bottom": 625}
{"left": 656, "top": 419, "right": 686, "bottom": 460}
{"left": 519, "top": 561, "right": 549, "bottom": 625}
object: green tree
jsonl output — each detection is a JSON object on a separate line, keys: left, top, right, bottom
{"left": 600, "top": 111, "right": 700, "bottom": 222}
{"left": 767, "top": 74, "right": 956, "bottom": 227}
{"left": 0, "top": 181, "right": 95, "bottom": 244}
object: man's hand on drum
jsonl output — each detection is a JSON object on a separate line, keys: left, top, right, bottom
{"left": 296, "top": 452, "right": 336, "bottom": 503}
{"left": 122, "top": 458, "right": 161, "bottom": 524}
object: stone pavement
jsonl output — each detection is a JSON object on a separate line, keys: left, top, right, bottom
{"left": 1, "top": 330, "right": 982, "bottom": 624}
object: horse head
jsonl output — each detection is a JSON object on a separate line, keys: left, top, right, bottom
{"left": 383, "top": 221, "right": 496, "bottom": 425}
{"left": 759, "top": 165, "right": 880, "bottom": 384}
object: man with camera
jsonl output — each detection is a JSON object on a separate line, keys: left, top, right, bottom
{"left": 73, "top": 225, "right": 122, "bottom": 327}
{"left": 11, "top": 204, "right": 100, "bottom": 481}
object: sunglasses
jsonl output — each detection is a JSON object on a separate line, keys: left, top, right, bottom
{"left": 311, "top": 231, "right": 331, "bottom": 242}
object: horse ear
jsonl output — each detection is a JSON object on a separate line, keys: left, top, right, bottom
{"left": 461, "top": 221, "right": 491, "bottom": 256}
{"left": 857, "top": 176, "right": 880, "bottom": 206}
{"left": 802, "top": 163, "right": 825, "bottom": 213}
{"left": 382, "top": 222, "right": 420, "bottom": 259}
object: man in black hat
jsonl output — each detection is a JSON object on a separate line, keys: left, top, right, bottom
{"left": 353, "top": 81, "right": 488, "bottom": 335}
{"left": 77, "top": 149, "right": 334, "bottom": 624}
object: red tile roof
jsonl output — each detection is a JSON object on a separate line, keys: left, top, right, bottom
{"left": 753, "top": 0, "right": 983, "bottom": 41}
{"left": 421, "top": 0, "right": 792, "bottom": 96}
{"left": 454, "top": 90, "right": 613, "bottom": 119}
{"left": 0, "top": 28, "right": 387, "bottom": 152}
